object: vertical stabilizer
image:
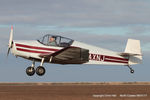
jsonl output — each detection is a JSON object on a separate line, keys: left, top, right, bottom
{"left": 125, "top": 39, "right": 142, "bottom": 65}
{"left": 125, "top": 39, "right": 141, "bottom": 55}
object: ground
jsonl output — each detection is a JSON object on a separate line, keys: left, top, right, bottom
{"left": 0, "top": 82, "right": 149, "bottom": 100}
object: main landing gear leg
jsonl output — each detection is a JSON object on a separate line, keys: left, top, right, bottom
{"left": 26, "top": 60, "right": 35, "bottom": 76}
{"left": 127, "top": 65, "right": 134, "bottom": 74}
{"left": 36, "top": 58, "right": 46, "bottom": 76}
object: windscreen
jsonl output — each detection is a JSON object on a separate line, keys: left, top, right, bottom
{"left": 37, "top": 34, "right": 73, "bottom": 47}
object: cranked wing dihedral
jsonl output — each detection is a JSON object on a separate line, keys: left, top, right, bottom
{"left": 39, "top": 46, "right": 89, "bottom": 64}
{"left": 7, "top": 26, "right": 142, "bottom": 76}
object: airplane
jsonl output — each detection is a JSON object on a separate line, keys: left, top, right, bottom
{"left": 7, "top": 26, "right": 142, "bottom": 76}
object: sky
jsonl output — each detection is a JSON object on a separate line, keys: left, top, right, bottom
{"left": 0, "top": 0, "right": 150, "bottom": 82}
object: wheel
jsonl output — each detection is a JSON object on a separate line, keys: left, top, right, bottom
{"left": 130, "top": 69, "right": 134, "bottom": 73}
{"left": 36, "top": 66, "right": 46, "bottom": 76}
{"left": 26, "top": 67, "right": 35, "bottom": 76}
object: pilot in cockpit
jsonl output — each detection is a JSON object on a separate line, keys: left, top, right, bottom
{"left": 48, "top": 36, "right": 57, "bottom": 46}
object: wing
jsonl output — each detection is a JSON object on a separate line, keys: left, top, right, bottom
{"left": 39, "top": 47, "right": 89, "bottom": 64}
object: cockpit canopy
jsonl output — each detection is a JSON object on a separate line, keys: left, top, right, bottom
{"left": 37, "top": 34, "right": 74, "bottom": 47}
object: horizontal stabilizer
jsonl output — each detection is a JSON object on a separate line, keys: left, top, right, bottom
{"left": 119, "top": 52, "right": 141, "bottom": 57}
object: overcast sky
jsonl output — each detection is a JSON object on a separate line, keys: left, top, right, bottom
{"left": 0, "top": 0, "right": 150, "bottom": 82}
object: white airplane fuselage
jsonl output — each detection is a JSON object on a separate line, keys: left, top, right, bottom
{"left": 11, "top": 40, "right": 129, "bottom": 66}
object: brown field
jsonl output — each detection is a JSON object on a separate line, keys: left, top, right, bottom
{"left": 0, "top": 82, "right": 149, "bottom": 100}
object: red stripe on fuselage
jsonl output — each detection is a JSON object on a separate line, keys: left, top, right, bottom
{"left": 89, "top": 53, "right": 128, "bottom": 64}
{"left": 105, "top": 56, "right": 128, "bottom": 61}
{"left": 16, "top": 43, "right": 59, "bottom": 51}
{"left": 104, "top": 59, "right": 128, "bottom": 64}
{"left": 17, "top": 48, "right": 53, "bottom": 54}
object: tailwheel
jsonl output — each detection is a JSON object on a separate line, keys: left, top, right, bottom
{"left": 127, "top": 65, "right": 134, "bottom": 74}
{"left": 26, "top": 67, "right": 35, "bottom": 76}
{"left": 130, "top": 69, "right": 134, "bottom": 73}
{"left": 36, "top": 66, "right": 45, "bottom": 76}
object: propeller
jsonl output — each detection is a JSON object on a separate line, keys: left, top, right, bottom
{"left": 7, "top": 25, "right": 13, "bottom": 57}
